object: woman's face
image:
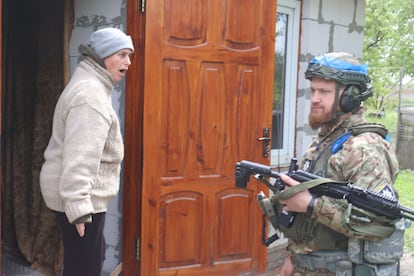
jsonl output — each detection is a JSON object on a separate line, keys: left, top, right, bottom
{"left": 104, "top": 49, "right": 133, "bottom": 82}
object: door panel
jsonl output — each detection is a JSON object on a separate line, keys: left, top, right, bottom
{"left": 135, "top": 0, "right": 276, "bottom": 275}
{"left": 0, "top": 0, "right": 2, "bottom": 274}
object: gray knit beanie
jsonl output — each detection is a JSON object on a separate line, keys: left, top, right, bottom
{"left": 89, "top": 28, "right": 134, "bottom": 59}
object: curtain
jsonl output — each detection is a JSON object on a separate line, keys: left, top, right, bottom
{"left": 2, "top": 0, "right": 73, "bottom": 275}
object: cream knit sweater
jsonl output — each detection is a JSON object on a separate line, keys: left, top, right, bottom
{"left": 40, "top": 57, "right": 124, "bottom": 223}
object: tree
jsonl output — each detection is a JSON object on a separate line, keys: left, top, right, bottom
{"left": 363, "top": 0, "right": 414, "bottom": 111}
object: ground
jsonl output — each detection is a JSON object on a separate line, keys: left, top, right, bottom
{"left": 399, "top": 250, "right": 414, "bottom": 276}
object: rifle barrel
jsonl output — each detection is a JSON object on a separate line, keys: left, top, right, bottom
{"left": 399, "top": 205, "right": 414, "bottom": 221}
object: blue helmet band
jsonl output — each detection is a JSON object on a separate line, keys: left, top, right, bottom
{"left": 305, "top": 53, "right": 372, "bottom": 101}
{"left": 310, "top": 55, "right": 368, "bottom": 74}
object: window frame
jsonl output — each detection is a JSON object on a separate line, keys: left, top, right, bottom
{"left": 271, "top": 0, "right": 301, "bottom": 166}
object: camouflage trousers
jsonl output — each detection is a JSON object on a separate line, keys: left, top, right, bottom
{"left": 291, "top": 251, "right": 352, "bottom": 276}
{"left": 293, "top": 266, "right": 335, "bottom": 276}
{"left": 291, "top": 252, "right": 399, "bottom": 276}
{"left": 291, "top": 263, "right": 399, "bottom": 276}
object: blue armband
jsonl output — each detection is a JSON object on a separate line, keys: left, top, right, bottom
{"left": 331, "top": 132, "right": 352, "bottom": 154}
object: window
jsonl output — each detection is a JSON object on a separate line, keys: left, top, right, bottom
{"left": 271, "top": 0, "right": 300, "bottom": 166}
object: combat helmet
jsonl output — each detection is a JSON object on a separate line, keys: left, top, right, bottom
{"left": 305, "top": 52, "right": 372, "bottom": 118}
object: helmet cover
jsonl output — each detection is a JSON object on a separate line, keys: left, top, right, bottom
{"left": 305, "top": 52, "right": 372, "bottom": 101}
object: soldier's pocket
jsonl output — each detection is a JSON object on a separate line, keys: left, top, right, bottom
{"left": 363, "top": 229, "right": 404, "bottom": 264}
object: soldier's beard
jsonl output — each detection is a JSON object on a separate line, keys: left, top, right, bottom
{"left": 308, "top": 108, "right": 334, "bottom": 130}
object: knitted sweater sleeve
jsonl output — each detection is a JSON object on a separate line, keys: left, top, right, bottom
{"left": 60, "top": 98, "right": 111, "bottom": 223}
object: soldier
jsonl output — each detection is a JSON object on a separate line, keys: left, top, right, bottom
{"left": 277, "top": 52, "right": 404, "bottom": 276}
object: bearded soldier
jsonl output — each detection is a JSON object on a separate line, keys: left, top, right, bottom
{"left": 277, "top": 52, "right": 404, "bottom": 276}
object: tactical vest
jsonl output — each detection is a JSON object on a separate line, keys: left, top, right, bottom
{"left": 306, "top": 124, "right": 388, "bottom": 178}
{"left": 270, "top": 123, "right": 405, "bottom": 274}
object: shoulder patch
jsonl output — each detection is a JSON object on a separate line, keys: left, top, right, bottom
{"left": 372, "top": 179, "right": 396, "bottom": 200}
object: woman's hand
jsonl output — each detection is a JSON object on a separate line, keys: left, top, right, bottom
{"left": 76, "top": 223, "right": 85, "bottom": 237}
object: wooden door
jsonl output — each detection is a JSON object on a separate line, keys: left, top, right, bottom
{"left": 125, "top": 0, "right": 276, "bottom": 275}
{"left": 0, "top": 0, "right": 2, "bottom": 274}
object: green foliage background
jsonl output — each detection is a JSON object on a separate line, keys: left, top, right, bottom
{"left": 363, "top": 0, "right": 414, "bottom": 113}
{"left": 364, "top": 0, "right": 414, "bottom": 253}
{"left": 364, "top": 0, "right": 414, "bottom": 76}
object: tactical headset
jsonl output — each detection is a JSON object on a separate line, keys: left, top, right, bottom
{"left": 340, "top": 83, "right": 372, "bottom": 113}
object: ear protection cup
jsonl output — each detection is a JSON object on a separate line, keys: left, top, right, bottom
{"left": 340, "top": 85, "right": 361, "bottom": 113}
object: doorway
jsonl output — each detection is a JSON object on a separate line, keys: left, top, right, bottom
{"left": 2, "top": 0, "right": 69, "bottom": 275}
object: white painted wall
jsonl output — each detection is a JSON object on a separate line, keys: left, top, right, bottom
{"left": 296, "top": 0, "right": 366, "bottom": 160}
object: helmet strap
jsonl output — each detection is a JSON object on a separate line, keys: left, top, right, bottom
{"left": 331, "top": 82, "right": 345, "bottom": 121}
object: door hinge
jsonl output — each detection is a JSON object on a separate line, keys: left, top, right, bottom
{"left": 136, "top": 238, "right": 141, "bottom": 260}
{"left": 139, "top": 0, "right": 146, "bottom": 13}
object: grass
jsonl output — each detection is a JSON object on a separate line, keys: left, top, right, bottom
{"left": 366, "top": 107, "right": 414, "bottom": 253}
{"left": 394, "top": 170, "right": 414, "bottom": 253}
{"left": 366, "top": 109, "right": 398, "bottom": 132}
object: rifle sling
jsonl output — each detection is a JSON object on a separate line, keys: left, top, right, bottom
{"left": 274, "top": 179, "right": 397, "bottom": 239}
{"left": 274, "top": 178, "right": 346, "bottom": 201}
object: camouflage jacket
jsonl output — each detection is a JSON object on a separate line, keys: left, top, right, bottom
{"left": 288, "top": 109, "right": 399, "bottom": 254}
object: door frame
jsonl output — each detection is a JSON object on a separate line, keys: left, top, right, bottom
{"left": 0, "top": 0, "right": 3, "bottom": 274}
{"left": 123, "top": 0, "right": 145, "bottom": 274}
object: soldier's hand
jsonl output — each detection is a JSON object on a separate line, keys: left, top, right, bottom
{"left": 279, "top": 174, "right": 316, "bottom": 213}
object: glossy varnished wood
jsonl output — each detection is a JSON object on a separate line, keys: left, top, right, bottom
{"left": 125, "top": 0, "right": 276, "bottom": 275}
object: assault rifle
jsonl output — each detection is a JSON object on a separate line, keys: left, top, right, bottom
{"left": 235, "top": 159, "right": 414, "bottom": 245}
